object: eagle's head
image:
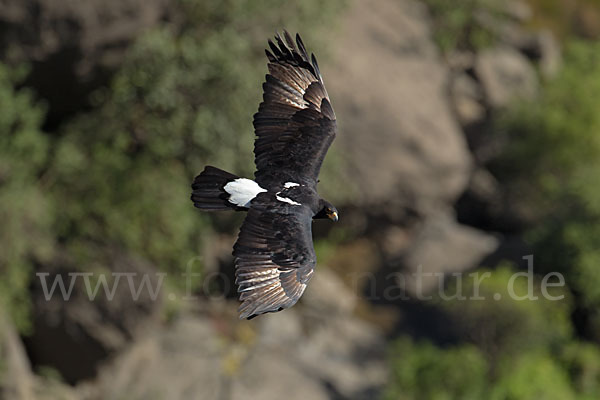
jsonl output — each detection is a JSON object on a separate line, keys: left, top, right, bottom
{"left": 315, "top": 199, "right": 338, "bottom": 222}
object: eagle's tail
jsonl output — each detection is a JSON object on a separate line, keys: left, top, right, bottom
{"left": 191, "top": 166, "right": 241, "bottom": 211}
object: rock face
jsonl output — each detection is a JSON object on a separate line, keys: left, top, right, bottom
{"left": 324, "top": 0, "right": 472, "bottom": 218}
{"left": 324, "top": 0, "right": 499, "bottom": 305}
{"left": 75, "top": 271, "right": 386, "bottom": 400}
{"left": 450, "top": 73, "right": 487, "bottom": 127}
{"left": 0, "top": 0, "right": 168, "bottom": 127}
{"left": 475, "top": 46, "right": 538, "bottom": 108}
{"left": 24, "top": 246, "right": 162, "bottom": 384}
{"left": 81, "top": 316, "right": 224, "bottom": 400}
{"left": 0, "top": 315, "right": 78, "bottom": 400}
{"left": 1, "top": 0, "right": 560, "bottom": 398}
{"left": 395, "top": 213, "right": 500, "bottom": 294}
{"left": 535, "top": 30, "right": 561, "bottom": 78}
{"left": 1, "top": 271, "right": 385, "bottom": 400}
{"left": 1, "top": 315, "right": 36, "bottom": 400}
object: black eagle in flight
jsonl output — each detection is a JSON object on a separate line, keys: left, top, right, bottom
{"left": 191, "top": 31, "right": 338, "bottom": 320}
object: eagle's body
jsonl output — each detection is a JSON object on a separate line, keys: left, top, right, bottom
{"left": 191, "top": 31, "right": 338, "bottom": 319}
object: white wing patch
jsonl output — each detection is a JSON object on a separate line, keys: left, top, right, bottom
{"left": 275, "top": 182, "right": 301, "bottom": 206}
{"left": 224, "top": 178, "right": 267, "bottom": 207}
{"left": 276, "top": 194, "right": 301, "bottom": 206}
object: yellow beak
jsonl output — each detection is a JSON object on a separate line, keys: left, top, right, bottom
{"left": 329, "top": 211, "right": 339, "bottom": 222}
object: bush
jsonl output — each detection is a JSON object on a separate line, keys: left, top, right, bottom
{"left": 382, "top": 265, "right": 578, "bottom": 399}
{"left": 490, "top": 352, "right": 576, "bottom": 400}
{"left": 383, "top": 339, "right": 595, "bottom": 400}
{"left": 561, "top": 342, "right": 600, "bottom": 399}
{"left": 0, "top": 64, "right": 53, "bottom": 332}
{"left": 438, "top": 264, "right": 572, "bottom": 363}
{"left": 383, "top": 17, "right": 600, "bottom": 400}
{"left": 0, "top": 0, "right": 348, "bottom": 332}
{"left": 383, "top": 337, "right": 488, "bottom": 400}
{"left": 44, "top": 0, "right": 347, "bottom": 288}
{"left": 492, "top": 40, "right": 600, "bottom": 323}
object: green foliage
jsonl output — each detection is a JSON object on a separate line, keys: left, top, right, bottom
{"left": 384, "top": 338, "right": 599, "bottom": 400}
{"left": 0, "top": 0, "right": 348, "bottom": 332}
{"left": 492, "top": 40, "right": 600, "bottom": 315}
{"left": 492, "top": 41, "right": 600, "bottom": 187}
{"left": 439, "top": 265, "right": 572, "bottom": 361}
{"left": 385, "top": 10, "right": 600, "bottom": 400}
{"left": 561, "top": 342, "right": 600, "bottom": 399}
{"left": 383, "top": 337, "right": 488, "bottom": 400}
{"left": 382, "top": 38, "right": 600, "bottom": 400}
{"left": 423, "top": 0, "right": 501, "bottom": 53}
{"left": 42, "top": 0, "right": 346, "bottom": 288}
{"left": 491, "top": 352, "right": 576, "bottom": 400}
{"left": 382, "top": 266, "right": 580, "bottom": 399}
{"left": 0, "top": 64, "right": 53, "bottom": 332}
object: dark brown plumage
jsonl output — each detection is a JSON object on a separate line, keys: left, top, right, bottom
{"left": 191, "top": 31, "right": 338, "bottom": 319}
{"left": 253, "top": 31, "right": 336, "bottom": 187}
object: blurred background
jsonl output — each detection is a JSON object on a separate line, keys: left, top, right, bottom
{"left": 1, "top": 0, "right": 600, "bottom": 399}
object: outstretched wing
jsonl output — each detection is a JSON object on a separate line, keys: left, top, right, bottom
{"left": 233, "top": 196, "right": 316, "bottom": 319}
{"left": 253, "top": 31, "right": 336, "bottom": 189}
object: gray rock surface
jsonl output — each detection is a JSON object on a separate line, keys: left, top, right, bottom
{"left": 325, "top": 0, "right": 472, "bottom": 218}
{"left": 0, "top": 0, "right": 168, "bottom": 124}
{"left": 75, "top": 308, "right": 386, "bottom": 400}
{"left": 67, "top": 270, "right": 387, "bottom": 400}
{"left": 302, "top": 269, "right": 357, "bottom": 316}
{"left": 474, "top": 7, "right": 561, "bottom": 78}
{"left": 0, "top": 315, "right": 79, "bottom": 400}
{"left": 395, "top": 213, "right": 500, "bottom": 294}
{"left": 503, "top": 0, "right": 533, "bottom": 22}
{"left": 0, "top": 0, "right": 167, "bottom": 64}
{"left": 232, "top": 351, "right": 330, "bottom": 400}
{"left": 535, "top": 30, "right": 561, "bottom": 77}
{"left": 450, "top": 73, "right": 486, "bottom": 127}
{"left": 79, "top": 316, "right": 223, "bottom": 400}
{"left": 1, "top": 1, "right": 558, "bottom": 399}
{"left": 475, "top": 46, "right": 538, "bottom": 108}
{"left": 1, "top": 315, "right": 36, "bottom": 400}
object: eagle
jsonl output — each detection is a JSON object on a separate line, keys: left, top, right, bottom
{"left": 191, "top": 31, "right": 338, "bottom": 319}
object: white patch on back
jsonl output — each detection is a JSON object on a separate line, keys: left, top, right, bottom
{"left": 275, "top": 182, "right": 302, "bottom": 206}
{"left": 224, "top": 178, "right": 267, "bottom": 207}
{"left": 276, "top": 194, "right": 301, "bottom": 206}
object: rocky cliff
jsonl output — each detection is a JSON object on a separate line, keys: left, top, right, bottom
{"left": 0, "top": 0, "right": 561, "bottom": 399}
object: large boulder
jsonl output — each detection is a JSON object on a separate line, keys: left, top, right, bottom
{"left": 325, "top": 0, "right": 472, "bottom": 219}
{"left": 387, "top": 213, "right": 500, "bottom": 295}
{"left": 80, "top": 316, "right": 225, "bottom": 400}
{"left": 475, "top": 46, "right": 538, "bottom": 109}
